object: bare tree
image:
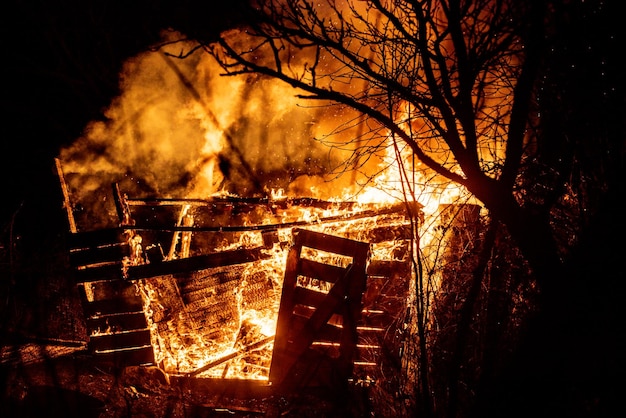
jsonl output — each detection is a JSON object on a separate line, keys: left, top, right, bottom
{"left": 164, "top": 0, "right": 621, "bottom": 416}
{"left": 203, "top": 0, "right": 562, "bottom": 284}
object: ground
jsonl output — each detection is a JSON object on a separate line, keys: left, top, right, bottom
{"left": 0, "top": 242, "right": 382, "bottom": 418}
{"left": 1, "top": 340, "right": 372, "bottom": 417}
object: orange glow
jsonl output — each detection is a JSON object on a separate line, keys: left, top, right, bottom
{"left": 59, "top": 15, "right": 489, "bottom": 381}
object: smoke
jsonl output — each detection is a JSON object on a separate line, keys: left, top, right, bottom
{"left": 58, "top": 30, "right": 369, "bottom": 228}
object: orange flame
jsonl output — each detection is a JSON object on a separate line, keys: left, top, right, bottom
{"left": 59, "top": 21, "right": 486, "bottom": 380}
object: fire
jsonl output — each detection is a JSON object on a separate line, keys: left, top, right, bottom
{"left": 89, "top": 132, "right": 467, "bottom": 381}
{"left": 131, "top": 227, "right": 287, "bottom": 379}
{"left": 57, "top": 23, "right": 484, "bottom": 385}
{"left": 102, "top": 190, "right": 417, "bottom": 381}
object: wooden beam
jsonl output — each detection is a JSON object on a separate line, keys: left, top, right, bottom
{"left": 54, "top": 158, "right": 77, "bottom": 233}
{"left": 119, "top": 205, "right": 410, "bottom": 233}
{"left": 86, "top": 312, "right": 148, "bottom": 335}
{"left": 89, "top": 329, "right": 152, "bottom": 352}
{"left": 125, "top": 247, "right": 269, "bottom": 280}
{"left": 92, "top": 345, "right": 155, "bottom": 367}
{"left": 187, "top": 336, "right": 274, "bottom": 377}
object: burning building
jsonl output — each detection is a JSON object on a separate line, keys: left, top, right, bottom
{"left": 59, "top": 160, "right": 421, "bottom": 400}
{"left": 50, "top": 29, "right": 477, "bottom": 412}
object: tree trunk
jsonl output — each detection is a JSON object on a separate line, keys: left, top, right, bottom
{"left": 472, "top": 186, "right": 623, "bottom": 417}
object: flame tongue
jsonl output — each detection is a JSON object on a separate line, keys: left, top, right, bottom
{"left": 131, "top": 193, "right": 415, "bottom": 380}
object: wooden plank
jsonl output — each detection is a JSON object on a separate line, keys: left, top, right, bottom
{"left": 271, "top": 245, "right": 301, "bottom": 355}
{"left": 353, "top": 345, "right": 382, "bottom": 365}
{"left": 55, "top": 158, "right": 77, "bottom": 233}
{"left": 313, "top": 323, "right": 344, "bottom": 344}
{"left": 121, "top": 203, "right": 409, "bottom": 234}
{"left": 89, "top": 328, "right": 152, "bottom": 352}
{"left": 69, "top": 243, "right": 130, "bottom": 268}
{"left": 82, "top": 297, "right": 144, "bottom": 317}
{"left": 294, "top": 229, "right": 370, "bottom": 259}
{"left": 92, "top": 346, "right": 155, "bottom": 367}
{"left": 74, "top": 263, "right": 125, "bottom": 283}
{"left": 356, "top": 327, "right": 386, "bottom": 342}
{"left": 187, "top": 336, "right": 274, "bottom": 377}
{"left": 67, "top": 228, "right": 126, "bottom": 249}
{"left": 86, "top": 312, "right": 148, "bottom": 334}
{"left": 112, "top": 182, "right": 132, "bottom": 223}
{"left": 339, "top": 276, "right": 362, "bottom": 372}
{"left": 126, "top": 247, "right": 268, "bottom": 280}
{"left": 298, "top": 259, "right": 347, "bottom": 284}
{"left": 292, "top": 304, "right": 314, "bottom": 319}
{"left": 84, "top": 279, "right": 140, "bottom": 301}
{"left": 291, "top": 306, "right": 345, "bottom": 327}
{"left": 358, "top": 311, "right": 398, "bottom": 328}
{"left": 262, "top": 230, "right": 279, "bottom": 248}
{"left": 293, "top": 286, "right": 327, "bottom": 308}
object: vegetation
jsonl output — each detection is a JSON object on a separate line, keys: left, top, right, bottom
{"left": 175, "top": 1, "right": 623, "bottom": 416}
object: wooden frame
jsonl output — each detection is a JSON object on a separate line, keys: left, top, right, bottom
{"left": 269, "top": 228, "right": 370, "bottom": 391}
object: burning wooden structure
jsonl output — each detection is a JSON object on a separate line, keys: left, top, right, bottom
{"left": 59, "top": 163, "right": 419, "bottom": 396}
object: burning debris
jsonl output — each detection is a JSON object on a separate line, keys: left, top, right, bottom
{"left": 59, "top": 157, "right": 419, "bottom": 396}
{"left": 49, "top": 31, "right": 452, "bottom": 404}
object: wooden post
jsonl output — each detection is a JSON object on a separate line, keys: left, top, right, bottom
{"left": 54, "top": 158, "right": 77, "bottom": 233}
